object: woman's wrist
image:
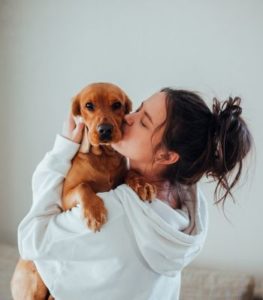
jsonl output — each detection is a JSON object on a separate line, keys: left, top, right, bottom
{"left": 52, "top": 134, "right": 81, "bottom": 159}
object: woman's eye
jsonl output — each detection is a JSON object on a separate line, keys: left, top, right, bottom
{"left": 86, "top": 102, "right": 95, "bottom": 111}
{"left": 135, "top": 105, "right": 142, "bottom": 113}
{"left": 140, "top": 121, "right": 146, "bottom": 128}
{"left": 135, "top": 106, "right": 146, "bottom": 127}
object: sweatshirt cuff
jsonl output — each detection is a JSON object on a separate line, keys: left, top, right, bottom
{"left": 51, "top": 134, "right": 80, "bottom": 161}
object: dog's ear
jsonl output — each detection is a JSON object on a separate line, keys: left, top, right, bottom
{"left": 124, "top": 96, "right": 133, "bottom": 114}
{"left": 71, "top": 95, "right": 81, "bottom": 116}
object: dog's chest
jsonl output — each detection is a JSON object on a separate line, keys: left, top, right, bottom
{"left": 70, "top": 150, "right": 126, "bottom": 192}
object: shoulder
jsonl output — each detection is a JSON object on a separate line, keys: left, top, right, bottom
{"left": 97, "top": 184, "right": 140, "bottom": 208}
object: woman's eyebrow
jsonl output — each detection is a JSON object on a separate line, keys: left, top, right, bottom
{"left": 141, "top": 102, "right": 153, "bottom": 124}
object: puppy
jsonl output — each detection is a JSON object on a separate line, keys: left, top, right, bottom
{"left": 11, "top": 82, "right": 132, "bottom": 300}
{"left": 11, "top": 82, "right": 157, "bottom": 300}
{"left": 61, "top": 82, "right": 132, "bottom": 231}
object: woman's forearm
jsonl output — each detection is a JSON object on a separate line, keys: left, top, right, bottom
{"left": 18, "top": 134, "right": 80, "bottom": 260}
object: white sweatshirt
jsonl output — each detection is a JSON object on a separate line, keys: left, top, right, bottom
{"left": 18, "top": 134, "right": 208, "bottom": 300}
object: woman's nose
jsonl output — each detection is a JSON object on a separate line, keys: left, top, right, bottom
{"left": 124, "top": 113, "right": 134, "bottom": 125}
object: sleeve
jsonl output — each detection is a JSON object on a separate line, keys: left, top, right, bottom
{"left": 17, "top": 134, "right": 90, "bottom": 260}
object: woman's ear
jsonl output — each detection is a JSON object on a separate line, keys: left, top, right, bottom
{"left": 71, "top": 95, "right": 81, "bottom": 116}
{"left": 155, "top": 150, "right": 180, "bottom": 165}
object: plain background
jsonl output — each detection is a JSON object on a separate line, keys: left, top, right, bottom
{"left": 0, "top": 0, "right": 262, "bottom": 278}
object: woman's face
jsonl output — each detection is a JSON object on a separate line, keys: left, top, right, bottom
{"left": 111, "top": 92, "right": 167, "bottom": 167}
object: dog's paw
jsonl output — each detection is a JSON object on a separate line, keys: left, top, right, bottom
{"left": 82, "top": 196, "right": 108, "bottom": 232}
{"left": 137, "top": 182, "right": 157, "bottom": 202}
{"left": 125, "top": 171, "right": 157, "bottom": 202}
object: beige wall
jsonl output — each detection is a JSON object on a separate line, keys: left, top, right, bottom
{"left": 0, "top": 0, "right": 262, "bottom": 276}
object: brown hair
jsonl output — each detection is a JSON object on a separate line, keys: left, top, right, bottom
{"left": 151, "top": 88, "right": 253, "bottom": 209}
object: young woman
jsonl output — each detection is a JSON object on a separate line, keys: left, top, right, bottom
{"left": 17, "top": 87, "right": 253, "bottom": 300}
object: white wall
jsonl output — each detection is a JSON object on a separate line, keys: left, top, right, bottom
{"left": 0, "top": 0, "right": 262, "bottom": 277}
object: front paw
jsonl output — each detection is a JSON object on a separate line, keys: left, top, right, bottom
{"left": 82, "top": 196, "right": 108, "bottom": 232}
{"left": 125, "top": 171, "right": 157, "bottom": 202}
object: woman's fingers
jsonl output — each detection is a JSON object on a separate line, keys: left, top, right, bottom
{"left": 62, "top": 111, "right": 85, "bottom": 143}
{"left": 67, "top": 111, "right": 76, "bottom": 131}
{"left": 73, "top": 121, "right": 85, "bottom": 143}
{"left": 62, "top": 111, "right": 75, "bottom": 134}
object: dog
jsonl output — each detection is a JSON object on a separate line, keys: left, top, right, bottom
{"left": 11, "top": 82, "right": 156, "bottom": 300}
{"left": 61, "top": 82, "right": 132, "bottom": 231}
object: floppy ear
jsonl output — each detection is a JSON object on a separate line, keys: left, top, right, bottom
{"left": 124, "top": 96, "right": 133, "bottom": 114}
{"left": 71, "top": 95, "right": 81, "bottom": 116}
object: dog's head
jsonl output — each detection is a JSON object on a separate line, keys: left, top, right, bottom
{"left": 71, "top": 82, "right": 132, "bottom": 146}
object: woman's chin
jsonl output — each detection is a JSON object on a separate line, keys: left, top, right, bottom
{"left": 111, "top": 141, "right": 124, "bottom": 154}
{"left": 111, "top": 139, "right": 132, "bottom": 158}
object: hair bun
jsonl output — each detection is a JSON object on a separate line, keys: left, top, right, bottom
{"left": 210, "top": 96, "right": 243, "bottom": 160}
{"left": 212, "top": 96, "right": 242, "bottom": 122}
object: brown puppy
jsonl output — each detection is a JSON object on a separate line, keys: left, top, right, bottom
{"left": 11, "top": 82, "right": 157, "bottom": 300}
{"left": 61, "top": 82, "right": 132, "bottom": 231}
{"left": 11, "top": 82, "right": 133, "bottom": 300}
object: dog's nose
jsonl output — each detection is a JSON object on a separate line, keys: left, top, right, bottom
{"left": 97, "top": 123, "right": 113, "bottom": 141}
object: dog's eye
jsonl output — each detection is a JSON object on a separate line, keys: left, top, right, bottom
{"left": 86, "top": 102, "right": 95, "bottom": 111}
{"left": 112, "top": 101, "right": 122, "bottom": 110}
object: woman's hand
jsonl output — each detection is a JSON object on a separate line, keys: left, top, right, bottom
{"left": 62, "top": 112, "right": 85, "bottom": 144}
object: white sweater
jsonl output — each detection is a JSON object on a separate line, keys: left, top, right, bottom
{"left": 18, "top": 134, "right": 208, "bottom": 300}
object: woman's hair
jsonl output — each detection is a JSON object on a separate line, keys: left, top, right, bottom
{"left": 152, "top": 87, "right": 254, "bottom": 209}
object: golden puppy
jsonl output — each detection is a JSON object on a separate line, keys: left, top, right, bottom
{"left": 62, "top": 82, "right": 132, "bottom": 231}
{"left": 11, "top": 82, "right": 133, "bottom": 300}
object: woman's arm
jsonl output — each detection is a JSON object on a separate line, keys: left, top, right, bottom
{"left": 18, "top": 112, "right": 87, "bottom": 260}
{"left": 18, "top": 134, "right": 84, "bottom": 259}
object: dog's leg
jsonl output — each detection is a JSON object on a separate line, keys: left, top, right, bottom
{"left": 11, "top": 259, "right": 49, "bottom": 300}
{"left": 63, "top": 183, "right": 108, "bottom": 232}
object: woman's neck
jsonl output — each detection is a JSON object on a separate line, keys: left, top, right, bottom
{"left": 155, "top": 181, "right": 179, "bottom": 209}
{"left": 129, "top": 159, "right": 164, "bottom": 181}
{"left": 129, "top": 159, "right": 178, "bottom": 209}
{"left": 128, "top": 160, "right": 165, "bottom": 192}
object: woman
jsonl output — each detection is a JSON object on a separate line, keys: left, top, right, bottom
{"left": 17, "top": 87, "right": 252, "bottom": 300}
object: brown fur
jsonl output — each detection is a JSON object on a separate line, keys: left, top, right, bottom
{"left": 61, "top": 82, "right": 132, "bottom": 230}
{"left": 11, "top": 82, "right": 156, "bottom": 299}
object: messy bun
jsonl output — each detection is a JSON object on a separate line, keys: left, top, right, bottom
{"left": 152, "top": 88, "right": 253, "bottom": 209}
{"left": 206, "top": 96, "right": 252, "bottom": 205}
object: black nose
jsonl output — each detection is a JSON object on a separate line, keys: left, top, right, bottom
{"left": 97, "top": 123, "right": 113, "bottom": 141}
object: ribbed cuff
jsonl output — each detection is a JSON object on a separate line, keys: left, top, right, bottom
{"left": 51, "top": 134, "right": 80, "bottom": 160}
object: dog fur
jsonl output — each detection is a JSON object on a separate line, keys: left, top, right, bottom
{"left": 11, "top": 82, "right": 156, "bottom": 299}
